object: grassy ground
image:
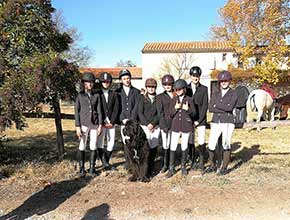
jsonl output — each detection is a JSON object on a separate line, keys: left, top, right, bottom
{"left": 0, "top": 118, "right": 290, "bottom": 220}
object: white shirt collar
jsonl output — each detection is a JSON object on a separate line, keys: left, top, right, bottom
{"left": 167, "top": 91, "right": 173, "bottom": 98}
{"left": 148, "top": 94, "right": 155, "bottom": 102}
{"left": 179, "top": 95, "right": 184, "bottom": 102}
{"left": 123, "top": 85, "right": 130, "bottom": 96}
{"left": 221, "top": 88, "right": 230, "bottom": 97}
{"left": 102, "top": 88, "right": 109, "bottom": 93}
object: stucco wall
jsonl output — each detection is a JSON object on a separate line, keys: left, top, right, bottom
{"left": 142, "top": 52, "right": 236, "bottom": 94}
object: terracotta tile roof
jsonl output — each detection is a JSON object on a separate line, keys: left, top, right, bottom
{"left": 79, "top": 67, "right": 142, "bottom": 79}
{"left": 142, "top": 41, "right": 233, "bottom": 53}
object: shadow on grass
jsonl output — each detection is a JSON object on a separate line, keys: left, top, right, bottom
{"left": 0, "top": 130, "right": 78, "bottom": 166}
{"left": 0, "top": 129, "right": 127, "bottom": 177}
{"left": 81, "top": 203, "right": 112, "bottom": 220}
{"left": 213, "top": 135, "right": 261, "bottom": 173}
{"left": 229, "top": 144, "right": 261, "bottom": 172}
{"left": 0, "top": 176, "right": 93, "bottom": 220}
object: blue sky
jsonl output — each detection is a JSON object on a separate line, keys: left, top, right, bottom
{"left": 51, "top": 0, "right": 227, "bottom": 67}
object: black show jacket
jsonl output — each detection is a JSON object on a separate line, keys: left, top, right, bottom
{"left": 75, "top": 91, "right": 103, "bottom": 128}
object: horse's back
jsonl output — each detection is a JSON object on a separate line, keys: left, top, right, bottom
{"left": 247, "top": 89, "right": 273, "bottom": 111}
{"left": 277, "top": 94, "right": 290, "bottom": 105}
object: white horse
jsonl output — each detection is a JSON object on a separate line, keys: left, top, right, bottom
{"left": 246, "top": 89, "right": 275, "bottom": 131}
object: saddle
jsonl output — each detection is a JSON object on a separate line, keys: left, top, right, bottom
{"left": 260, "top": 84, "right": 277, "bottom": 100}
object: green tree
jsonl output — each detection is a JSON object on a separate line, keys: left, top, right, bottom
{"left": 22, "top": 53, "right": 80, "bottom": 158}
{"left": 0, "top": 0, "right": 80, "bottom": 158}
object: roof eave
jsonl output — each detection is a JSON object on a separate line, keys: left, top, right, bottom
{"left": 142, "top": 49, "right": 234, "bottom": 54}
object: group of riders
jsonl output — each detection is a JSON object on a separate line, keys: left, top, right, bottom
{"left": 75, "top": 66, "right": 243, "bottom": 179}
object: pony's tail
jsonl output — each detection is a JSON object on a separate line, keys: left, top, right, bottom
{"left": 249, "top": 94, "right": 257, "bottom": 112}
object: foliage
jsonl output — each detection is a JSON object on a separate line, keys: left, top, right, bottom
{"left": 0, "top": 0, "right": 80, "bottom": 130}
{"left": 211, "top": 0, "right": 290, "bottom": 84}
{"left": 211, "top": 64, "right": 255, "bottom": 81}
{"left": 210, "top": 64, "right": 290, "bottom": 89}
{"left": 0, "top": 0, "right": 81, "bottom": 158}
{"left": 22, "top": 52, "right": 80, "bottom": 105}
{"left": 0, "top": 0, "right": 71, "bottom": 68}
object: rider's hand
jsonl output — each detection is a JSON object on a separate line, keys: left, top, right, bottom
{"left": 76, "top": 127, "right": 82, "bottom": 139}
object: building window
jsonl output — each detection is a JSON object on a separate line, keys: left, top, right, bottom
{"left": 222, "top": 53, "right": 227, "bottom": 61}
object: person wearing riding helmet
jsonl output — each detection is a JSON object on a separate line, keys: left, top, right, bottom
{"left": 75, "top": 72, "right": 103, "bottom": 176}
{"left": 156, "top": 74, "right": 175, "bottom": 173}
{"left": 186, "top": 66, "right": 208, "bottom": 171}
{"left": 204, "top": 70, "right": 238, "bottom": 176}
{"left": 115, "top": 69, "right": 140, "bottom": 144}
{"left": 138, "top": 78, "right": 160, "bottom": 178}
{"left": 167, "top": 79, "right": 196, "bottom": 178}
{"left": 97, "top": 72, "right": 120, "bottom": 170}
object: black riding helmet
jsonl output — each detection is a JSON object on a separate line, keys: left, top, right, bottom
{"left": 99, "top": 72, "right": 113, "bottom": 83}
{"left": 174, "top": 79, "right": 187, "bottom": 90}
{"left": 119, "top": 69, "right": 131, "bottom": 79}
{"left": 189, "top": 66, "right": 202, "bottom": 77}
{"left": 218, "top": 70, "right": 232, "bottom": 81}
{"left": 162, "top": 74, "right": 175, "bottom": 85}
{"left": 82, "top": 72, "right": 95, "bottom": 82}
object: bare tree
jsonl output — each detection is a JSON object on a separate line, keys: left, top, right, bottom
{"left": 53, "top": 10, "right": 92, "bottom": 67}
{"left": 116, "top": 59, "right": 137, "bottom": 67}
{"left": 159, "top": 53, "right": 196, "bottom": 80}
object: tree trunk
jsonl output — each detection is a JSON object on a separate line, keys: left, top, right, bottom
{"left": 52, "top": 99, "right": 64, "bottom": 160}
{"left": 240, "top": 120, "right": 290, "bottom": 129}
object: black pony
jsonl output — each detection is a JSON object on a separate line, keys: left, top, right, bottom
{"left": 122, "top": 120, "right": 150, "bottom": 182}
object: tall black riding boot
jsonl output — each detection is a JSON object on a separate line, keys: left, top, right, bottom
{"left": 218, "top": 150, "right": 231, "bottom": 176}
{"left": 147, "top": 147, "right": 158, "bottom": 178}
{"left": 197, "top": 144, "right": 206, "bottom": 171}
{"left": 160, "top": 149, "right": 169, "bottom": 173}
{"left": 89, "top": 150, "right": 97, "bottom": 176}
{"left": 101, "top": 149, "right": 110, "bottom": 170}
{"left": 188, "top": 143, "right": 196, "bottom": 163}
{"left": 79, "top": 150, "right": 85, "bottom": 176}
{"left": 97, "top": 148, "right": 103, "bottom": 161}
{"left": 203, "top": 149, "right": 216, "bottom": 174}
{"left": 104, "top": 150, "right": 115, "bottom": 170}
{"left": 188, "top": 143, "right": 192, "bottom": 162}
{"left": 166, "top": 151, "right": 176, "bottom": 178}
{"left": 189, "top": 144, "right": 198, "bottom": 170}
{"left": 181, "top": 150, "right": 188, "bottom": 176}
{"left": 98, "top": 148, "right": 107, "bottom": 169}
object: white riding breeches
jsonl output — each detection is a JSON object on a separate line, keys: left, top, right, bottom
{"left": 79, "top": 125, "right": 98, "bottom": 151}
{"left": 140, "top": 125, "right": 160, "bottom": 149}
{"left": 188, "top": 125, "right": 206, "bottom": 145}
{"left": 197, "top": 125, "right": 206, "bottom": 145}
{"left": 170, "top": 132, "right": 190, "bottom": 151}
{"left": 97, "top": 126, "right": 116, "bottom": 152}
{"left": 208, "top": 123, "right": 235, "bottom": 151}
{"left": 161, "top": 129, "right": 171, "bottom": 150}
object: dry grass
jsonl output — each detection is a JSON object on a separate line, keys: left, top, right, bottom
{"left": 1, "top": 118, "right": 290, "bottom": 182}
